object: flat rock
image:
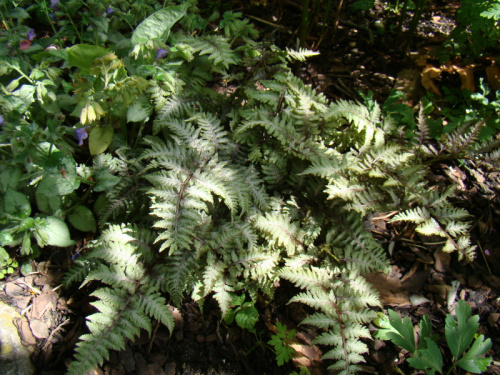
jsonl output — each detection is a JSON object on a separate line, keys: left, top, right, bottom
{"left": 0, "top": 301, "right": 35, "bottom": 375}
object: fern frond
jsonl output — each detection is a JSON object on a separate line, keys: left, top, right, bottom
{"left": 213, "top": 277, "right": 234, "bottom": 317}
{"left": 63, "top": 258, "right": 100, "bottom": 287}
{"left": 441, "top": 119, "right": 485, "bottom": 156}
{"left": 203, "top": 252, "right": 227, "bottom": 296}
{"left": 391, "top": 206, "right": 430, "bottom": 223}
{"left": 285, "top": 47, "right": 320, "bottom": 62}
{"left": 165, "top": 250, "right": 198, "bottom": 305}
{"left": 326, "top": 99, "right": 379, "bottom": 150}
{"left": 66, "top": 225, "right": 174, "bottom": 374}
{"left": 253, "top": 212, "right": 304, "bottom": 256}
{"left": 281, "top": 264, "right": 379, "bottom": 374}
{"left": 97, "top": 177, "right": 147, "bottom": 227}
{"left": 178, "top": 34, "right": 241, "bottom": 72}
{"left": 137, "top": 287, "right": 175, "bottom": 332}
{"left": 481, "top": 3, "right": 500, "bottom": 19}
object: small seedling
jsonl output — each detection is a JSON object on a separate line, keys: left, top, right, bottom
{"left": 223, "top": 293, "right": 259, "bottom": 330}
{"left": 0, "top": 247, "right": 18, "bottom": 279}
{"left": 374, "top": 300, "right": 492, "bottom": 374}
{"left": 268, "top": 322, "right": 297, "bottom": 366}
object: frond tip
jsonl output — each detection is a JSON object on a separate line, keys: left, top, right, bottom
{"left": 65, "top": 225, "right": 174, "bottom": 375}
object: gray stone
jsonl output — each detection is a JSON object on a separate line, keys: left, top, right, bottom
{"left": 0, "top": 301, "right": 35, "bottom": 375}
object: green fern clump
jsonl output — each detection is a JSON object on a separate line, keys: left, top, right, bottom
{"left": 61, "top": 3, "right": 496, "bottom": 373}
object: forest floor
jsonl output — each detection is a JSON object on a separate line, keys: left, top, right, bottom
{"left": 1, "top": 1, "right": 499, "bottom": 374}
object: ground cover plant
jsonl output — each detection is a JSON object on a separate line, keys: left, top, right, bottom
{"left": 0, "top": 0, "right": 499, "bottom": 374}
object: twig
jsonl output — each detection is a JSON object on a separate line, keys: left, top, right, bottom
{"left": 147, "top": 320, "right": 160, "bottom": 355}
{"left": 477, "top": 242, "right": 492, "bottom": 276}
{"left": 42, "top": 318, "right": 70, "bottom": 351}
{"left": 245, "top": 15, "right": 291, "bottom": 32}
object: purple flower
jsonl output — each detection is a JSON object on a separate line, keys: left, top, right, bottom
{"left": 27, "top": 29, "right": 36, "bottom": 41}
{"left": 0, "top": 115, "right": 4, "bottom": 126}
{"left": 485, "top": 249, "right": 491, "bottom": 256}
{"left": 75, "top": 126, "right": 90, "bottom": 146}
{"left": 155, "top": 48, "right": 168, "bottom": 61}
{"left": 106, "top": 7, "right": 114, "bottom": 16}
{"left": 50, "top": 0, "right": 59, "bottom": 10}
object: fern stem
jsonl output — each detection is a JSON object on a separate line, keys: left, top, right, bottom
{"left": 175, "top": 172, "right": 193, "bottom": 225}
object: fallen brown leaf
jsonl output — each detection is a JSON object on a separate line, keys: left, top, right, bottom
{"left": 421, "top": 66, "right": 443, "bottom": 96}
{"left": 29, "top": 319, "right": 50, "bottom": 339}
{"left": 13, "top": 316, "right": 37, "bottom": 345}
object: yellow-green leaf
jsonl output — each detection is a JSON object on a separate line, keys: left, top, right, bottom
{"left": 89, "top": 126, "right": 114, "bottom": 155}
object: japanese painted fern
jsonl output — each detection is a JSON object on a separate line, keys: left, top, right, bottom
{"left": 64, "top": 4, "right": 492, "bottom": 375}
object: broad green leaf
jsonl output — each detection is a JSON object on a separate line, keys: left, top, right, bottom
{"left": 67, "top": 44, "right": 109, "bottom": 71}
{"left": 127, "top": 97, "right": 153, "bottom": 123}
{"left": 235, "top": 305, "right": 258, "bottom": 329}
{"left": 8, "top": 7, "right": 30, "bottom": 19}
{"left": 231, "top": 293, "right": 246, "bottom": 306}
{"left": 0, "top": 247, "right": 9, "bottom": 264}
{"left": 89, "top": 126, "right": 114, "bottom": 155}
{"left": 373, "top": 312, "right": 398, "bottom": 340}
{"left": 456, "top": 335, "right": 492, "bottom": 373}
{"left": 20, "top": 233, "right": 31, "bottom": 255}
{"left": 131, "top": 3, "right": 189, "bottom": 45}
{"left": 407, "top": 337, "right": 443, "bottom": 374}
{"left": 36, "top": 217, "right": 76, "bottom": 247}
{"left": 0, "top": 232, "right": 15, "bottom": 246}
{"left": 0, "top": 166, "right": 22, "bottom": 193}
{"left": 4, "top": 189, "right": 31, "bottom": 218}
{"left": 39, "top": 151, "right": 80, "bottom": 195}
{"left": 68, "top": 205, "right": 97, "bottom": 232}
{"left": 20, "top": 262, "right": 33, "bottom": 276}
{"left": 17, "top": 217, "right": 35, "bottom": 232}
{"left": 12, "top": 84, "right": 35, "bottom": 112}
{"left": 94, "top": 169, "right": 121, "bottom": 192}
{"left": 223, "top": 307, "right": 236, "bottom": 325}
{"left": 446, "top": 300, "right": 478, "bottom": 359}
{"left": 36, "top": 178, "right": 62, "bottom": 214}
{"left": 386, "top": 309, "right": 416, "bottom": 353}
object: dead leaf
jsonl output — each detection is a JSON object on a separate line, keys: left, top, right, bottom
{"left": 13, "top": 295, "right": 32, "bottom": 310}
{"left": 29, "top": 319, "right": 50, "bottom": 339}
{"left": 434, "top": 248, "right": 451, "bottom": 272}
{"left": 410, "top": 294, "right": 430, "bottom": 306}
{"left": 4, "top": 282, "right": 26, "bottom": 297}
{"left": 488, "top": 313, "right": 500, "bottom": 327}
{"left": 426, "top": 284, "right": 450, "bottom": 306}
{"left": 453, "top": 65, "right": 475, "bottom": 92}
{"left": 421, "top": 66, "right": 442, "bottom": 96}
{"left": 365, "top": 271, "right": 412, "bottom": 306}
{"left": 13, "top": 316, "right": 37, "bottom": 345}
{"left": 169, "top": 306, "right": 183, "bottom": 330}
{"left": 290, "top": 344, "right": 323, "bottom": 375}
{"left": 30, "top": 290, "right": 57, "bottom": 320}
{"left": 394, "top": 69, "right": 423, "bottom": 102}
